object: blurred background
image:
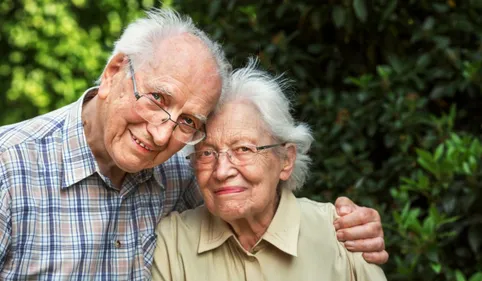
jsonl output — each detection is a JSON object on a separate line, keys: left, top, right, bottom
{"left": 1, "top": 0, "right": 481, "bottom": 279}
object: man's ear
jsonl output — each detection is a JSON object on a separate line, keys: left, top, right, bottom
{"left": 280, "top": 144, "right": 297, "bottom": 181}
{"left": 98, "top": 53, "right": 128, "bottom": 100}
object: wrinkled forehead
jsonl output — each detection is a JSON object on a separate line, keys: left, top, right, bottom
{"left": 201, "top": 101, "right": 271, "bottom": 146}
{"left": 146, "top": 33, "right": 222, "bottom": 97}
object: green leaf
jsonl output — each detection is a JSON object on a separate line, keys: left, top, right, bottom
{"left": 208, "top": 0, "right": 222, "bottom": 18}
{"left": 456, "top": 270, "right": 467, "bottom": 281}
{"left": 423, "top": 216, "right": 435, "bottom": 235}
{"left": 381, "top": 0, "right": 397, "bottom": 20}
{"left": 468, "top": 227, "right": 482, "bottom": 253}
{"left": 353, "top": 0, "right": 367, "bottom": 22}
{"left": 431, "top": 263, "right": 442, "bottom": 274}
{"left": 469, "top": 273, "right": 482, "bottom": 281}
{"left": 463, "top": 162, "right": 472, "bottom": 174}
{"left": 332, "top": 6, "right": 346, "bottom": 28}
{"left": 416, "top": 148, "right": 433, "bottom": 163}
{"left": 434, "top": 144, "right": 444, "bottom": 161}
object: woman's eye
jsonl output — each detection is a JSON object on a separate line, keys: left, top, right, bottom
{"left": 200, "top": 150, "right": 213, "bottom": 157}
{"left": 235, "top": 146, "right": 253, "bottom": 153}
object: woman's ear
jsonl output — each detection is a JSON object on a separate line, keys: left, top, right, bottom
{"left": 98, "top": 53, "right": 128, "bottom": 100}
{"left": 279, "top": 144, "right": 297, "bottom": 181}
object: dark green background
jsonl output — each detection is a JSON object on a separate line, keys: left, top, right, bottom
{"left": 1, "top": 0, "right": 482, "bottom": 280}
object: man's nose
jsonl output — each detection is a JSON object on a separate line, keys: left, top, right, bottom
{"left": 147, "top": 120, "right": 177, "bottom": 147}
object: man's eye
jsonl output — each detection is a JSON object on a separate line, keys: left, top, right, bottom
{"left": 182, "top": 116, "right": 194, "bottom": 125}
{"left": 179, "top": 116, "right": 199, "bottom": 129}
{"left": 150, "top": 93, "right": 165, "bottom": 104}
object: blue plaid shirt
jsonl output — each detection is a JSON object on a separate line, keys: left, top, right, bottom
{"left": 0, "top": 88, "right": 202, "bottom": 280}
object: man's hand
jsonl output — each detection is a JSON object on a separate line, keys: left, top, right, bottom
{"left": 333, "top": 196, "right": 389, "bottom": 265}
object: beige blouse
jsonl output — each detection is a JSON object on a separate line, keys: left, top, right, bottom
{"left": 151, "top": 188, "right": 386, "bottom": 281}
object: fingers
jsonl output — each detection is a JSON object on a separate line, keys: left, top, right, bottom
{"left": 334, "top": 206, "right": 381, "bottom": 230}
{"left": 362, "top": 250, "right": 389, "bottom": 265}
{"left": 334, "top": 196, "right": 358, "bottom": 216}
{"left": 336, "top": 222, "right": 383, "bottom": 241}
{"left": 344, "top": 237, "right": 385, "bottom": 252}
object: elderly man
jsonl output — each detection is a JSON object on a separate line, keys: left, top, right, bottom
{"left": 0, "top": 8, "right": 386, "bottom": 280}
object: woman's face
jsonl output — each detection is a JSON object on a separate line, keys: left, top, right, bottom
{"left": 194, "top": 101, "right": 293, "bottom": 222}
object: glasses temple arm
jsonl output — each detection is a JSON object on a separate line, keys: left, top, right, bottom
{"left": 128, "top": 57, "right": 141, "bottom": 100}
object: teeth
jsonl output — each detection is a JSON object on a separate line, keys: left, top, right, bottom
{"left": 132, "top": 135, "right": 151, "bottom": 151}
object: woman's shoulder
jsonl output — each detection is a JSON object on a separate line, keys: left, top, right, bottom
{"left": 296, "top": 197, "right": 337, "bottom": 223}
{"left": 156, "top": 205, "right": 207, "bottom": 237}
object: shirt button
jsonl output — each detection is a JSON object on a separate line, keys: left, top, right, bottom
{"left": 114, "top": 240, "right": 122, "bottom": 248}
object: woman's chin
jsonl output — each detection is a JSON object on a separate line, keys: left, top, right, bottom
{"left": 214, "top": 205, "right": 248, "bottom": 222}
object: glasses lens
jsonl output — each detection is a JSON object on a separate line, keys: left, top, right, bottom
{"left": 173, "top": 128, "right": 205, "bottom": 145}
{"left": 230, "top": 145, "right": 257, "bottom": 165}
{"left": 187, "top": 150, "right": 214, "bottom": 169}
{"left": 135, "top": 96, "right": 205, "bottom": 145}
{"left": 135, "top": 96, "right": 170, "bottom": 125}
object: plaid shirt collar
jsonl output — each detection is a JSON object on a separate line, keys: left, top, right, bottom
{"left": 60, "top": 86, "right": 154, "bottom": 189}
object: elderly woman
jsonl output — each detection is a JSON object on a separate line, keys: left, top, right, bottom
{"left": 151, "top": 61, "right": 387, "bottom": 281}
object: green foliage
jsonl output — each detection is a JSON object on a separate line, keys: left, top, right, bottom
{"left": 1, "top": 0, "right": 482, "bottom": 280}
{"left": 0, "top": 0, "right": 150, "bottom": 124}
{"left": 390, "top": 128, "right": 482, "bottom": 279}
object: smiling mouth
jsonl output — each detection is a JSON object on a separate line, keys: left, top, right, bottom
{"left": 129, "top": 131, "right": 153, "bottom": 152}
{"left": 214, "top": 187, "right": 246, "bottom": 195}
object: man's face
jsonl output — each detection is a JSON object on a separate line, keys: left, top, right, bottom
{"left": 97, "top": 34, "right": 222, "bottom": 173}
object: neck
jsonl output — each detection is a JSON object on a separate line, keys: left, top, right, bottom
{"left": 227, "top": 191, "right": 281, "bottom": 252}
{"left": 82, "top": 95, "right": 126, "bottom": 189}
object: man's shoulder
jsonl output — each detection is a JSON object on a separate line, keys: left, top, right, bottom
{"left": 153, "top": 148, "right": 194, "bottom": 180}
{"left": 0, "top": 105, "right": 72, "bottom": 154}
{"left": 157, "top": 147, "right": 191, "bottom": 168}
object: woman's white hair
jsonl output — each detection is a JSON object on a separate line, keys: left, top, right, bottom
{"left": 97, "top": 8, "right": 230, "bottom": 92}
{"left": 216, "top": 58, "right": 314, "bottom": 191}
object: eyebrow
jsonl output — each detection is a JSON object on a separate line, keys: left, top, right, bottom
{"left": 145, "top": 79, "right": 208, "bottom": 123}
{"left": 147, "top": 83, "right": 173, "bottom": 97}
{"left": 144, "top": 80, "right": 173, "bottom": 97}
{"left": 194, "top": 114, "right": 207, "bottom": 123}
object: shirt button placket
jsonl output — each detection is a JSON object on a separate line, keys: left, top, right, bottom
{"left": 245, "top": 255, "right": 263, "bottom": 281}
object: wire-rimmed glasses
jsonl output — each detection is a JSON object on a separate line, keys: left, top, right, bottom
{"left": 186, "top": 143, "right": 286, "bottom": 169}
{"left": 128, "top": 58, "right": 206, "bottom": 145}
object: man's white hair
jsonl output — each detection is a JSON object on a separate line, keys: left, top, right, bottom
{"left": 98, "top": 8, "right": 230, "bottom": 93}
{"left": 216, "top": 58, "right": 313, "bottom": 191}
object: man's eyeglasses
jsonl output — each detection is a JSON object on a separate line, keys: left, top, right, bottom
{"left": 186, "top": 143, "right": 286, "bottom": 169}
{"left": 128, "top": 58, "right": 206, "bottom": 145}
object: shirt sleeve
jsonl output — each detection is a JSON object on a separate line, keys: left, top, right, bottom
{"left": 0, "top": 176, "right": 12, "bottom": 270}
{"left": 348, "top": 250, "right": 387, "bottom": 281}
{"left": 320, "top": 201, "right": 387, "bottom": 281}
{"left": 173, "top": 176, "right": 203, "bottom": 212}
